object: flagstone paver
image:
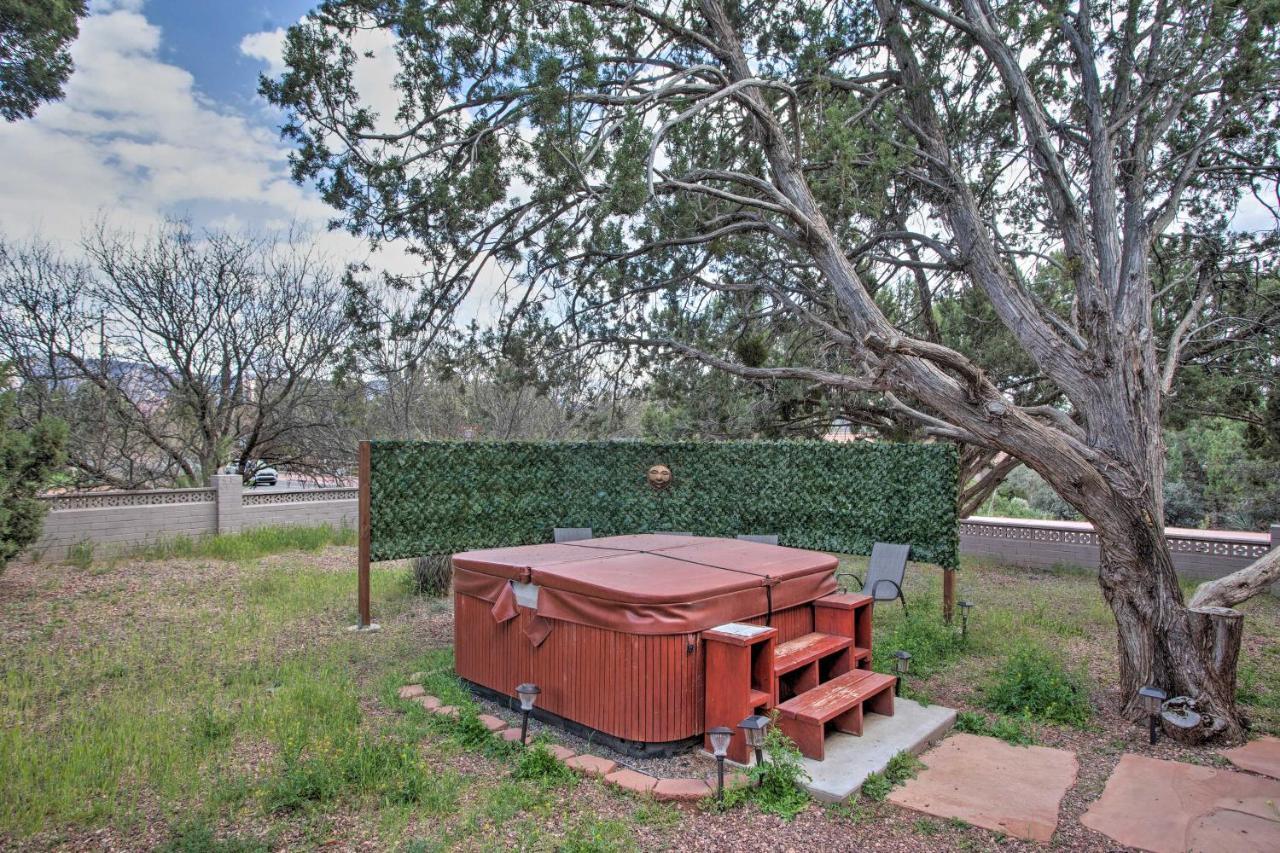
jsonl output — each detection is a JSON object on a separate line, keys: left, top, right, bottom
{"left": 398, "top": 684, "right": 425, "bottom": 700}
{"left": 886, "top": 732, "right": 1078, "bottom": 843}
{"left": 1222, "top": 735, "right": 1280, "bottom": 780}
{"left": 418, "top": 695, "right": 442, "bottom": 711}
{"left": 547, "top": 744, "right": 576, "bottom": 761}
{"left": 477, "top": 714, "right": 507, "bottom": 732}
{"left": 499, "top": 727, "right": 523, "bottom": 743}
{"left": 1081, "top": 753, "right": 1280, "bottom": 853}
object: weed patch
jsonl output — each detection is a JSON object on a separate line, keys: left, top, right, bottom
{"left": 982, "top": 642, "right": 1091, "bottom": 727}
{"left": 860, "top": 750, "right": 924, "bottom": 802}
{"left": 870, "top": 594, "right": 965, "bottom": 677}
{"left": 953, "top": 710, "right": 1036, "bottom": 745}
{"left": 513, "top": 741, "right": 576, "bottom": 787}
{"left": 721, "top": 723, "right": 810, "bottom": 819}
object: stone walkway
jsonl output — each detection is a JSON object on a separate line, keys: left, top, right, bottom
{"left": 1222, "top": 735, "right": 1280, "bottom": 780}
{"left": 1081, "top": 753, "right": 1280, "bottom": 853}
{"left": 886, "top": 732, "right": 1079, "bottom": 842}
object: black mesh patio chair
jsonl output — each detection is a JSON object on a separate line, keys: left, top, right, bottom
{"left": 736, "top": 534, "right": 779, "bottom": 545}
{"left": 836, "top": 542, "right": 911, "bottom": 615}
{"left": 554, "top": 527, "right": 593, "bottom": 543}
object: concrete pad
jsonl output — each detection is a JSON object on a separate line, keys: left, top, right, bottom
{"left": 800, "top": 697, "right": 955, "bottom": 803}
{"left": 653, "top": 777, "right": 713, "bottom": 802}
{"left": 604, "top": 767, "right": 658, "bottom": 793}
{"left": 888, "top": 732, "right": 1078, "bottom": 843}
{"left": 1222, "top": 735, "right": 1280, "bottom": 780}
{"left": 1081, "top": 754, "right": 1280, "bottom": 853}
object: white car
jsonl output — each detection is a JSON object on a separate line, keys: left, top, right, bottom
{"left": 251, "top": 466, "right": 278, "bottom": 487}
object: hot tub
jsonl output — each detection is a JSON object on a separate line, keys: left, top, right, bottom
{"left": 452, "top": 534, "right": 839, "bottom": 754}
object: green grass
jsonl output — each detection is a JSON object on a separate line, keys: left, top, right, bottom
{"left": 860, "top": 750, "right": 925, "bottom": 802}
{"left": 128, "top": 524, "right": 356, "bottom": 562}
{"left": 981, "top": 642, "right": 1092, "bottom": 727}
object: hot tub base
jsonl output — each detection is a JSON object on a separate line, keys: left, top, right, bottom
{"left": 463, "top": 679, "right": 701, "bottom": 758}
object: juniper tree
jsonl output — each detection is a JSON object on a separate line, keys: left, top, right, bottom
{"left": 264, "top": 0, "right": 1280, "bottom": 739}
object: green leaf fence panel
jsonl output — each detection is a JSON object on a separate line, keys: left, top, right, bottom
{"left": 368, "top": 440, "right": 959, "bottom": 567}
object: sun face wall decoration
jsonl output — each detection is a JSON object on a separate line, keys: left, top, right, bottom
{"left": 646, "top": 463, "right": 673, "bottom": 490}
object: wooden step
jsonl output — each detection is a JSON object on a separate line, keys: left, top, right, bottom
{"left": 773, "top": 632, "right": 853, "bottom": 675}
{"left": 776, "top": 669, "right": 896, "bottom": 760}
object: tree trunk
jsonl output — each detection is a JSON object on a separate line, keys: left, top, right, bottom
{"left": 1093, "top": 505, "right": 1244, "bottom": 740}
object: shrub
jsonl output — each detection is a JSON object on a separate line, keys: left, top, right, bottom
{"left": 412, "top": 554, "right": 452, "bottom": 596}
{"left": 982, "top": 642, "right": 1091, "bottom": 727}
{"left": 0, "top": 381, "right": 66, "bottom": 572}
{"left": 722, "top": 722, "right": 810, "bottom": 819}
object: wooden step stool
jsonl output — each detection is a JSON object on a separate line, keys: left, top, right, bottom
{"left": 775, "top": 669, "right": 896, "bottom": 760}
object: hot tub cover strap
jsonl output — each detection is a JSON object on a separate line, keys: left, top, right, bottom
{"left": 490, "top": 581, "right": 518, "bottom": 623}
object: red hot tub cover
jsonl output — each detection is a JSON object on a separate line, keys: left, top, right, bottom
{"left": 452, "top": 535, "right": 838, "bottom": 635}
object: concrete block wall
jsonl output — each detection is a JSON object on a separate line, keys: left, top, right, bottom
{"left": 960, "top": 516, "right": 1277, "bottom": 588}
{"left": 30, "top": 481, "right": 357, "bottom": 561}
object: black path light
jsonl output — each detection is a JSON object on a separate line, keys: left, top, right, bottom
{"left": 1138, "top": 685, "right": 1167, "bottom": 745}
{"left": 708, "top": 726, "right": 734, "bottom": 800}
{"left": 893, "top": 650, "right": 912, "bottom": 696}
{"left": 515, "top": 683, "right": 541, "bottom": 745}
{"left": 738, "top": 714, "right": 770, "bottom": 772}
{"left": 958, "top": 599, "right": 975, "bottom": 639}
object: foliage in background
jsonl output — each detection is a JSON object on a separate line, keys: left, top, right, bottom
{"left": 0, "top": 0, "right": 87, "bottom": 121}
{"left": 0, "top": 376, "right": 65, "bottom": 569}
{"left": 369, "top": 440, "right": 958, "bottom": 567}
{"left": 982, "top": 642, "right": 1092, "bottom": 728}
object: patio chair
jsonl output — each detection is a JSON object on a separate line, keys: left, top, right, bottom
{"left": 836, "top": 542, "right": 911, "bottom": 615}
{"left": 554, "top": 527, "right": 593, "bottom": 543}
{"left": 736, "top": 534, "right": 779, "bottom": 545}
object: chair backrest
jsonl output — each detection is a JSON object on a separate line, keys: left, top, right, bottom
{"left": 554, "top": 527, "right": 593, "bottom": 543}
{"left": 863, "top": 542, "right": 910, "bottom": 596}
{"left": 736, "top": 534, "right": 779, "bottom": 545}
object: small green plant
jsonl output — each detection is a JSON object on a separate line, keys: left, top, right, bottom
{"left": 630, "top": 799, "right": 680, "bottom": 828}
{"left": 513, "top": 741, "right": 576, "bottom": 787}
{"left": 860, "top": 750, "right": 923, "bottom": 801}
{"left": 913, "top": 817, "right": 941, "bottom": 835}
{"left": 66, "top": 540, "right": 94, "bottom": 569}
{"left": 412, "top": 554, "right": 452, "bottom": 596}
{"left": 982, "top": 642, "right": 1091, "bottom": 727}
{"left": 721, "top": 721, "right": 810, "bottom": 819}
{"left": 189, "top": 705, "right": 236, "bottom": 748}
{"left": 954, "top": 710, "right": 1035, "bottom": 745}
{"left": 159, "top": 820, "right": 267, "bottom": 853}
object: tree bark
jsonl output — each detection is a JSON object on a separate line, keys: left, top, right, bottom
{"left": 1189, "top": 547, "right": 1280, "bottom": 609}
{"left": 1092, "top": 506, "right": 1244, "bottom": 739}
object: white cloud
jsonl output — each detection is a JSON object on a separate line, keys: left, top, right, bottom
{"left": 239, "top": 28, "right": 288, "bottom": 78}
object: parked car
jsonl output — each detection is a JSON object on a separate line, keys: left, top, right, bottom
{"left": 251, "top": 466, "right": 278, "bottom": 487}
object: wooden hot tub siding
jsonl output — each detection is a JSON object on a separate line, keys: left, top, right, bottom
{"left": 454, "top": 592, "right": 815, "bottom": 745}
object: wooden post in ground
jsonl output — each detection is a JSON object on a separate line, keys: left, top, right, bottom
{"left": 358, "top": 439, "right": 372, "bottom": 628}
{"left": 943, "top": 567, "right": 955, "bottom": 625}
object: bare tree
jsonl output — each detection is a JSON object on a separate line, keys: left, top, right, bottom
{"left": 0, "top": 222, "right": 352, "bottom": 486}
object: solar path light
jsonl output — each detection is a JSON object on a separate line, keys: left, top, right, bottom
{"left": 738, "top": 714, "right": 770, "bottom": 773}
{"left": 893, "top": 650, "right": 912, "bottom": 696}
{"left": 515, "top": 683, "right": 541, "bottom": 745}
{"left": 708, "top": 726, "right": 734, "bottom": 800}
{"left": 1138, "top": 685, "right": 1167, "bottom": 745}
{"left": 958, "top": 599, "right": 975, "bottom": 639}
